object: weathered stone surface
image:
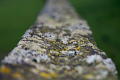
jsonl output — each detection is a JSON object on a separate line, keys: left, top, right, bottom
{"left": 0, "top": 0, "right": 118, "bottom": 80}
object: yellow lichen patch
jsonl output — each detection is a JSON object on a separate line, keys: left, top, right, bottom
{"left": 63, "top": 48, "right": 68, "bottom": 51}
{"left": 0, "top": 66, "right": 11, "bottom": 74}
{"left": 40, "top": 72, "right": 58, "bottom": 79}
{"left": 83, "top": 74, "right": 94, "bottom": 79}
{"left": 12, "top": 72, "right": 23, "bottom": 79}
{"left": 69, "top": 40, "right": 76, "bottom": 43}
{"left": 50, "top": 72, "right": 58, "bottom": 78}
{"left": 76, "top": 46, "right": 81, "bottom": 50}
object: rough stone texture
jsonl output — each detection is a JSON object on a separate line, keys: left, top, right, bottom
{"left": 0, "top": 0, "right": 118, "bottom": 80}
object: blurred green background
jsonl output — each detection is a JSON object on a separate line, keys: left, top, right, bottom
{"left": 0, "top": 0, "right": 120, "bottom": 78}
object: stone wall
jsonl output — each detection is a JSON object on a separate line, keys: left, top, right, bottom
{"left": 0, "top": 0, "right": 118, "bottom": 80}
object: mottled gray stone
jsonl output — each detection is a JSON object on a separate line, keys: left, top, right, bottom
{"left": 0, "top": 0, "right": 118, "bottom": 80}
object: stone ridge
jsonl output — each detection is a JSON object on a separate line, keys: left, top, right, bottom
{"left": 0, "top": 0, "right": 118, "bottom": 80}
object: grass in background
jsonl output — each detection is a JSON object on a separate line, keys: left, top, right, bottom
{"left": 0, "top": 0, "right": 120, "bottom": 78}
{"left": 0, "top": 0, "right": 45, "bottom": 59}
{"left": 70, "top": 0, "right": 120, "bottom": 78}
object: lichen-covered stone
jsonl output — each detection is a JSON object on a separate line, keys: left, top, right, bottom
{"left": 0, "top": 0, "right": 118, "bottom": 80}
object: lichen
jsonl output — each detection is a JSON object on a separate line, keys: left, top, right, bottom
{"left": 40, "top": 72, "right": 58, "bottom": 79}
{"left": 0, "top": 0, "right": 117, "bottom": 80}
{"left": 0, "top": 66, "right": 11, "bottom": 74}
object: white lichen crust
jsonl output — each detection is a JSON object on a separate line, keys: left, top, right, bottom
{"left": 0, "top": 0, "right": 118, "bottom": 80}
